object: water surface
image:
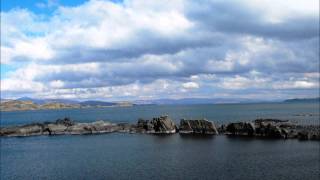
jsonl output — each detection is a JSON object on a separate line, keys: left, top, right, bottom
{"left": 1, "top": 134, "right": 319, "bottom": 180}
{"left": 1, "top": 102, "right": 319, "bottom": 126}
{"left": 1, "top": 102, "right": 319, "bottom": 180}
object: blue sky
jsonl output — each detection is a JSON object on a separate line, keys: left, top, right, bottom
{"left": 1, "top": 0, "right": 88, "bottom": 12}
{"left": 1, "top": 0, "right": 319, "bottom": 101}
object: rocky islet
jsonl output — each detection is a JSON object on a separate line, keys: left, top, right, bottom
{"left": 1, "top": 116, "right": 319, "bottom": 140}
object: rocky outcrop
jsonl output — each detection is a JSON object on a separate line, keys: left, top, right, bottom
{"left": 225, "top": 122, "right": 255, "bottom": 136}
{"left": 1, "top": 117, "right": 319, "bottom": 140}
{"left": 179, "top": 119, "right": 218, "bottom": 135}
{"left": 0, "top": 123, "right": 44, "bottom": 137}
{"left": 136, "top": 115, "right": 176, "bottom": 134}
{"left": 1, "top": 118, "right": 120, "bottom": 137}
{"left": 224, "top": 119, "right": 320, "bottom": 140}
{"left": 254, "top": 119, "right": 289, "bottom": 138}
{"left": 295, "top": 125, "right": 320, "bottom": 140}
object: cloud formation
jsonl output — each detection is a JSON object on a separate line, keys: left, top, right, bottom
{"left": 1, "top": 0, "right": 319, "bottom": 100}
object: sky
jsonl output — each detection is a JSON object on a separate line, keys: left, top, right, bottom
{"left": 1, "top": 0, "right": 319, "bottom": 101}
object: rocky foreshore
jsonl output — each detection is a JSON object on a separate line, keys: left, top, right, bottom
{"left": 1, "top": 116, "right": 319, "bottom": 140}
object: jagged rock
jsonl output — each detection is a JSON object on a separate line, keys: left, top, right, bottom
{"left": 296, "top": 125, "right": 320, "bottom": 140}
{"left": 297, "top": 131, "right": 311, "bottom": 140}
{"left": 217, "top": 124, "right": 227, "bottom": 134}
{"left": 255, "top": 124, "right": 284, "bottom": 138}
{"left": 226, "top": 122, "right": 255, "bottom": 136}
{"left": 55, "top": 117, "right": 75, "bottom": 126}
{"left": 136, "top": 115, "right": 176, "bottom": 134}
{"left": 1, "top": 117, "right": 319, "bottom": 141}
{"left": 310, "top": 133, "right": 320, "bottom": 140}
{"left": 254, "top": 119, "right": 294, "bottom": 139}
{"left": 179, "top": 119, "right": 218, "bottom": 135}
{"left": 152, "top": 116, "right": 176, "bottom": 133}
{"left": 136, "top": 118, "right": 154, "bottom": 132}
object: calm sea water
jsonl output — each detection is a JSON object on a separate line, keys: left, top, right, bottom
{"left": 1, "top": 103, "right": 320, "bottom": 180}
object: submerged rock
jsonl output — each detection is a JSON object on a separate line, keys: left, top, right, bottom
{"left": 179, "top": 119, "right": 218, "bottom": 135}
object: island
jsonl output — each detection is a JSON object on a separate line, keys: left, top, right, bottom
{"left": 0, "top": 99, "right": 133, "bottom": 111}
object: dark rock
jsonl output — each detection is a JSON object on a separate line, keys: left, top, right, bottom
{"left": 136, "top": 118, "right": 154, "bottom": 132}
{"left": 136, "top": 115, "right": 176, "bottom": 134}
{"left": 296, "top": 125, "right": 320, "bottom": 140}
{"left": 225, "top": 122, "right": 255, "bottom": 136}
{"left": 179, "top": 119, "right": 218, "bottom": 135}
{"left": 255, "top": 123, "right": 284, "bottom": 138}
{"left": 217, "top": 124, "right": 227, "bottom": 134}
{"left": 254, "top": 119, "right": 295, "bottom": 139}
{"left": 55, "top": 117, "right": 75, "bottom": 126}
{"left": 152, "top": 116, "right": 176, "bottom": 133}
{"left": 297, "top": 131, "right": 311, "bottom": 140}
{"left": 1, "top": 117, "right": 319, "bottom": 141}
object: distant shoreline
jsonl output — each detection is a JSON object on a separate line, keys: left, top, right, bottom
{"left": 1, "top": 100, "right": 319, "bottom": 112}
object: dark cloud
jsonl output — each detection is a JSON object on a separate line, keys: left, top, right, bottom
{"left": 186, "top": 0, "right": 319, "bottom": 40}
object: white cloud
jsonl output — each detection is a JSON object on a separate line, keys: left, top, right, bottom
{"left": 49, "top": 80, "right": 65, "bottom": 88}
{"left": 1, "top": 0, "right": 194, "bottom": 64}
{"left": 1, "top": 79, "right": 46, "bottom": 93}
{"left": 273, "top": 80, "right": 319, "bottom": 89}
{"left": 1, "top": 0, "right": 319, "bottom": 100}
{"left": 219, "top": 74, "right": 273, "bottom": 90}
{"left": 244, "top": 0, "right": 319, "bottom": 23}
{"left": 182, "top": 82, "right": 199, "bottom": 89}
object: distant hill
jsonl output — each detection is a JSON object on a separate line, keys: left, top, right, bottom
{"left": 1, "top": 98, "right": 133, "bottom": 111}
{"left": 16, "top": 97, "right": 47, "bottom": 104}
{"left": 80, "top": 101, "right": 117, "bottom": 107}
{"left": 134, "top": 98, "right": 271, "bottom": 105}
{"left": 45, "top": 99, "right": 79, "bottom": 104}
{"left": 16, "top": 97, "right": 79, "bottom": 105}
{"left": 0, "top": 100, "right": 38, "bottom": 111}
{"left": 283, "top": 97, "right": 320, "bottom": 103}
{"left": 0, "top": 98, "right": 13, "bottom": 103}
{"left": 0, "top": 100, "right": 81, "bottom": 111}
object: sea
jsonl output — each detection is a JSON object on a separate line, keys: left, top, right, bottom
{"left": 1, "top": 102, "right": 319, "bottom": 180}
